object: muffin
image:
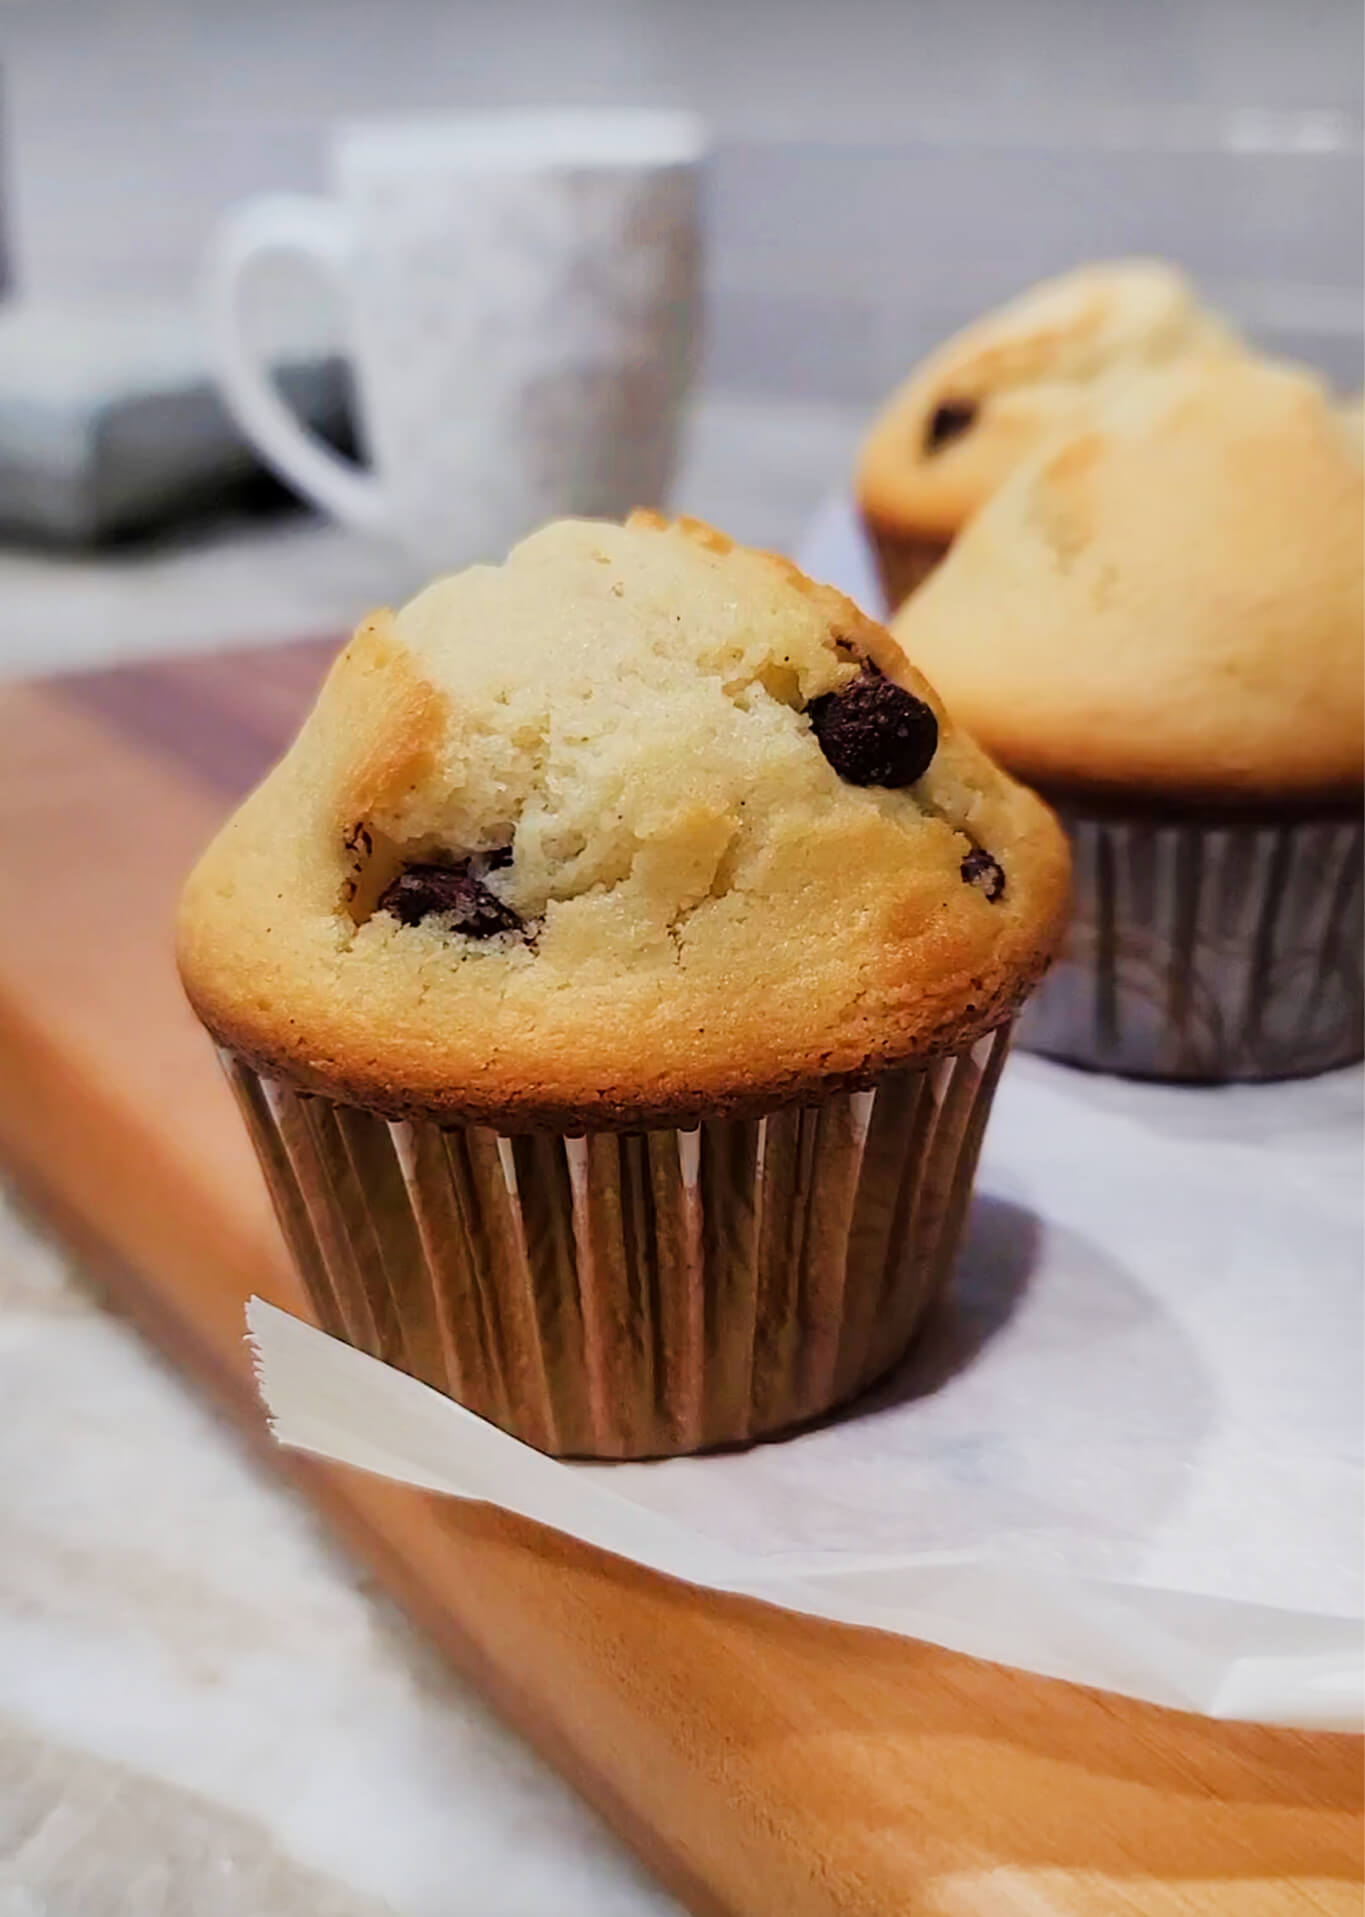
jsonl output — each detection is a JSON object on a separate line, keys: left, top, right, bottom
{"left": 856, "top": 260, "right": 1240, "bottom": 611}
{"left": 892, "top": 356, "right": 1364, "bottom": 1082}
{"left": 180, "top": 512, "right": 1069, "bottom": 1457}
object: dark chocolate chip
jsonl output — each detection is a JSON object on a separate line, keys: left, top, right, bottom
{"left": 960, "top": 846, "right": 1006, "bottom": 901}
{"left": 808, "top": 666, "right": 938, "bottom": 787}
{"left": 378, "top": 860, "right": 522, "bottom": 937}
{"left": 924, "top": 398, "right": 977, "bottom": 454}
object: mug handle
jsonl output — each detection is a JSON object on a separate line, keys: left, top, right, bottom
{"left": 203, "top": 194, "right": 387, "bottom": 532}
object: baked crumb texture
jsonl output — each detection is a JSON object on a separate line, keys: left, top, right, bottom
{"left": 893, "top": 357, "right": 1365, "bottom": 805}
{"left": 179, "top": 513, "right": 1069, "bottom": 1128}
{"left": 857, "top": 259, "right": 1242, "bottom": 548}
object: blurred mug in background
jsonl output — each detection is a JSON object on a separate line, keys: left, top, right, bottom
{"left": 205, "top": 109, "right": 706, "bottom": 576}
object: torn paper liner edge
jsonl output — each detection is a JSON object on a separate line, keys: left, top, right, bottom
{"left": 247, "top": 1297, "right": 1363, "bottom": 1733}
{"left": 221, "top": 1028, "right": 1009, "bottom": 1459}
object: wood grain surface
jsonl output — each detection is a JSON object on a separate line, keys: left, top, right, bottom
{"left": 0, "top": 643, "right": 1360, "bottom": 1916}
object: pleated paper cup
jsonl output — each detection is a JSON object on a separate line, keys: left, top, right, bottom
{"left": 1018, "top": 804, "right": 1363, "bottom": 1082}
{"left": 221, "top": 1027, "right": 1012, "bottom": 1459}
{"left": 862, "top": 519, "right": 950, "bottom": 613}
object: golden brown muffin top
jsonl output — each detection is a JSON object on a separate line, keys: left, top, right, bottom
{"left": 892, "top": 356, "right": 1365, "bottom": 807}
{"left": 178, "top": 514, "right": 1068, "bottom": 1129}
{"left": 857, "top": 260, "right": 1239, "bottom": 545}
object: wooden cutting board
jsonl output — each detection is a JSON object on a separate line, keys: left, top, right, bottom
{"left": 0, "top": 640, "right": 1359, "bottom": 1916}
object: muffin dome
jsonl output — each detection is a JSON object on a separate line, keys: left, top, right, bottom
{"left": 179, "top": 513, "right": 1068, "bottom": 1127}
{"left": 857, "top": 260, "right": 1239, "bottom": 550}
{"left": 891, "top": 356, "right": 1365, "bottom": 805}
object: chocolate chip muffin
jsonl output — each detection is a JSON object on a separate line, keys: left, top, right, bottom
{"left": 180, "top": 512, "right": 1068, "bottom": 1457}
{"left": 892, "top": 355, "right": 1364, "bottom": 1082}
{"left": 856, "top": 260, "right": 1240, "bottom": 610}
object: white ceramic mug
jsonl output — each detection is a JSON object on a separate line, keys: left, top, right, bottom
{"left": 205, "top": 110, "right": 706, "bottom": 574}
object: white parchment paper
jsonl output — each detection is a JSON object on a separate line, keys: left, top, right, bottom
{"left": 249, "top": 1054, "right": 1364, "bottom": 1730}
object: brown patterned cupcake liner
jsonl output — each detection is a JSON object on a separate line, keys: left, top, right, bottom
{"left": 222, "top": 1026, "right": 1011, "bottom": 1459}
{"left": 1018, "top": 806, "right": 1363, "bottom": 1082}
{"left": 863, "top": 521, "right": 950, "bottom": 613}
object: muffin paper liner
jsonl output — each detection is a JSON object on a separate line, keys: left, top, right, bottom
{"left": 222, "top": 1027, "right": 1010, "bottom": 1459}
{"left": 1018, "top": 807, "right": 1364, "bottom": 1082}
{"left": 862, "top": 521, "right": 950, "bottom": 612}
{"left": 246, "top": 1052, "right": 1364, "bottom": 1730}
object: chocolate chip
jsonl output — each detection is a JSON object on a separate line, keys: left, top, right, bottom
{"left": 924, "top": 399, "right": 977, "bottom": 454}
{"left": 378, "top": 859, "right": 522, "bottom": 937}
{"left": 960, "top": 846, "right": 1006, "bottom": 901}
{"left": 808, "top": 666, "right": 938, "bottom": 787}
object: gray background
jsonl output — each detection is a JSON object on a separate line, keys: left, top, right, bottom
{"left": 3, "top": 0, "right": 1362, "bottom": 398}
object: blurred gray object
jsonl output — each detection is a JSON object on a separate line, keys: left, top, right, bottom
{"left": 0, "top": 70, "right": 10, "bottom": 299}
{"left": 0, "top": 300, "right": 348, "bottom": 543}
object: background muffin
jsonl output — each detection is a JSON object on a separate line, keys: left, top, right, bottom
{"left": 856, "top": 260, "right": 1241, "bottom": 610}
{"left": 181, "top": 513, "right": 1069, "bottom": 1456}
{"left": 892, "top": 355, "right": 1364, "bottom": 1081}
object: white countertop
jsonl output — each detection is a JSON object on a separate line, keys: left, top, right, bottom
{"left": 0, "top": 391, "right": 862, "bottom": 1917}
{"left": 0, "top": 1187, "right": 676, "bottom": 1917}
